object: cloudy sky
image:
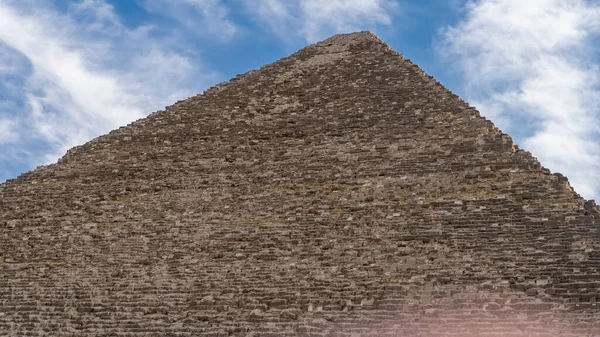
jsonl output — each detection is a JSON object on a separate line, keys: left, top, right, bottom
{"left": 1, "top": 0, "right": 599, "bottom": 201}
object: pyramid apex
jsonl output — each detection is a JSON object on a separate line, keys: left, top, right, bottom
{"left": 315, "top": 30, "right": 387, "bottom": 48}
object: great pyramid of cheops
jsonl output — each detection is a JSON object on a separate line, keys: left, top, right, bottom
{"left": 1, "top": 31, "right": 599, "bottom": 336}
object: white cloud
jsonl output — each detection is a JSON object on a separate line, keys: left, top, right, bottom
{"left": 0, "top": 118, "right": 18, "bottom": 144}
{"left": 142, "top": 0, "right": 237, "bottom": 40}
{"left": 246, "top": 0, "right": 399, "bottom": 42}
{"left": 70, "top": 0, "right": 121, "bottom": 33}
{"left": 0, "top": 41, "right": 29, "bottom": 76}
{"left": 0, "top": 1, "right": 215, "bottom": 178}
{"left": 440, "top": 0, "right": 600, "bottom": 200}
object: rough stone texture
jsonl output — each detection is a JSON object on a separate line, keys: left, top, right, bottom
{"left": 1, "top": 31, "right": 599, "bottom": 336}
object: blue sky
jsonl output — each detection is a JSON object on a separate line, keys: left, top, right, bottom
{"left": 1, "top": 0, "right": 599, "bottom": 201}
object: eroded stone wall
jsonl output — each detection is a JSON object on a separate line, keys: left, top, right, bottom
{"left": 0, "top": 32, "right": 599, "bottom": 336}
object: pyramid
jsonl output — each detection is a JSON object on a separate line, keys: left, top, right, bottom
{"left": 1, "top": 31, "right": 599, "bottom": 336}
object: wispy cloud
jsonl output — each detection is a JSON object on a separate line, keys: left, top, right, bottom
{"left": 246, "top": 0, "right": 399, "bottom": 42}
{"left": 440, "top": 0, "right": 600, "bottom": 200}
{"left": 0, "top": 0, "right": 216, "bottom": 180}
{"left": 0, "top": 118, "right": 18, "bottom": 144}
{"left": 141, "top": 0, "right": 237, "bottom": 40}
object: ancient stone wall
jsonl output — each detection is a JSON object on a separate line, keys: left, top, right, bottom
{"left": 0, "top": 32, "right": 599, "bottom": 336}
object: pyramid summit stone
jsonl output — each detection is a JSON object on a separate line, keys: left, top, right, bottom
{"left": 1, "top": 32, "right": 599, "bottom": 336}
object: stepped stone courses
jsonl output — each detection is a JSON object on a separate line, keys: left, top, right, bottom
{"left": 1, "top": 31, "right": 599, "bottom": 336}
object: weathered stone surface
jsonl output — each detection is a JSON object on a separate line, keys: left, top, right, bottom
{"left": 0, "top": 31, "right": 599, "bottom": 336}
